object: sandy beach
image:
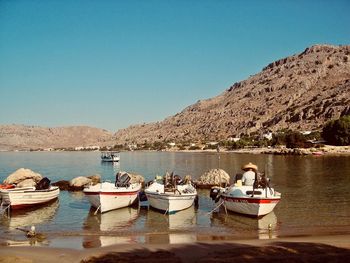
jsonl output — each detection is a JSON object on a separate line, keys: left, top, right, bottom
{"left": 1, "top": 234, "right": 349, "bottom": 262}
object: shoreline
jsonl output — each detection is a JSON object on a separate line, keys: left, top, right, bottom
{"left": 177, "top": 145, "right": 350, "bottom": 156}
{"left": 1, "top": 145, "right": 350, "bottom": 155}
{"left": 1, "top": 234, "right": 349, "bottom": 262}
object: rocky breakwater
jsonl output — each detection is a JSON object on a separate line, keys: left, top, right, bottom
{"left": 52, "top": 175, "right": 101, "bottom": 191}
{"left": 194, "top": 168, "right": 231, "bottom": 189}
{"left": 52, "top": 171, "right": 145, "bottom": 191}
{"left": 2, "top": 168, "right": 146, "bottom": 191}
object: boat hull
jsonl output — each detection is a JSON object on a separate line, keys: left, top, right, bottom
{"left": 0, "top": 186, "right": 60, "bottom": 209}
{"left": 222, "top": 195, "right": 280, "bottom": 217}
{"left": 83, "top": 183, "right": 141, "bottom": 213}
{"left": 217, "top": 185, "right": 281, "bottom": 217}
{"left": 146, "top": 192, "right": 197, "bottom": 213}
{"left": 101, "top": 157, "right": 120, "bottom": 162}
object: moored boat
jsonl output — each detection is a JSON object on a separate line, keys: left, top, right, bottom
{"left": 210, "top": 163, "right": 281, "bottom": 217}
{"left": 145, "top": 173, "right": 197, "bottom": 213}
{"left": 0, "top": 185, "right": 60, "bottom": 210}
{"left": 83, "top": 172, "right": 142, "bottom": 213}
{"left": 100, "top": 151, "right": 120, "bottom": 162}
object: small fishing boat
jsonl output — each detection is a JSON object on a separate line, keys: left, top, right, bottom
{"left": 210, "top": 163, "right": 281, "bottom": 217}
{"left": 100, "top": 151, "right": 120, "bottom": 162}
{"left": 83, "top": 172, "right": 142, "bottom": 213}
{"left": 145, "top": 173, "right": 197, "bottom": 213}
{"left": 0, "top": 183, "right": 60, "bottom": 210}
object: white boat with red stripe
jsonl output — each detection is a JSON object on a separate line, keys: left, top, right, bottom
{"left": 218, "top": 185, "right": 281, "bottom": 217}
{"left": 210, "top": 162, "right": 281, "bottom": 217}
{"left": 83, "top": 172, "right": 142, "bottom": 213}
{"left": 0, "top": 186, "right": 60, "bottom": 210}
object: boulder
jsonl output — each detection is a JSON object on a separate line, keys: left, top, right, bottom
{"left": 87, "top": 174, "right": 101, "bottom": 185}
{"left": 52, "top": 180, "right": 71, "bottom": 191}
{"left": 69, "top": 176, "right": 92, "bottom": 189}
{"left": 53, "top": 175, "right": 100, "bottom": 191}
{"left": 195, "top": 169, "right": 230, "bottom": 188}
{"left": 16, "top": 178, "right": 37, "bottom": 188}
{"left": 3, "top": 168, "right": 43, "bottom": 185}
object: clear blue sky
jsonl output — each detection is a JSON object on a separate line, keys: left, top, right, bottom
{"left": 1, "top": 0, "right": 349, "bottom": 132}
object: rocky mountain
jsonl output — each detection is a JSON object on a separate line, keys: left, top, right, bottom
{"left": 0, "top": 125, "right": 113, "bottom": 151}
{"left": 113, "top": 44, "right": 350, "bottom": 144}
{"left": 1, "top": 44, "right": 349, "bottom": 150}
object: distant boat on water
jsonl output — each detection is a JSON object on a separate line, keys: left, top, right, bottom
{"left": 312, "top": 151, "right": 324, "bottom": 156}
{"left": 100, "top": 151, "right": 120, "bottom": 162}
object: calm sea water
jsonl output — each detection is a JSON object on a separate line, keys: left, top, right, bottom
{"left": 0, "top": 151, "right": 349, "bottom": 249}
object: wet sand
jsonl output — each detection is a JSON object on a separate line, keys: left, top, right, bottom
{"left": 1, "top": 234, "right": 349, "bottom": 263}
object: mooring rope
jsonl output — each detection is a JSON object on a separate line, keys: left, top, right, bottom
{"left": 207, "top": 199, "right": 225, "bottom": 215}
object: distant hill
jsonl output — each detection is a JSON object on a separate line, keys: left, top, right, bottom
{"left": 0, "top": 125, "right": 113, "bottom": 151}
{"left": 113, "top": 44, "right": 350, "bottom": 144}
{"left": 2, "top": 44, "right": 349, "bottom": 150}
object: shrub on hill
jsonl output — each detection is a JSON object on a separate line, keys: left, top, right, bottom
{"left": 322, "top": 115, "right": 350, "bottom": 146}
{"left": 285, "top": 131, "right": 307, "bottom": 148}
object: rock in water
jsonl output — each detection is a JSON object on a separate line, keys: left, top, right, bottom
{"left": 3, "top": 168, "right": 43, "bottom": 185}
{"left": 52, "top": 180, "right": 71, "bottom": 190}
{"left": 16, "top": 178, "right": 37, "bottom": 188}
{"left": 69, "top": 176, "right": 92, "bottom": 188}
{"left": 86, "top": 174, "right": 101, "bottom": 185}
{"left": 195, "top": 169, "right": 230, "bottom": 188}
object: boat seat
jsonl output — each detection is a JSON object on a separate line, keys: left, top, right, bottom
{"left": 234, "top": 180, "right": 242, "bottom": 186}
{"left": 246, "top": 190, "right": 262, "bottom": 195}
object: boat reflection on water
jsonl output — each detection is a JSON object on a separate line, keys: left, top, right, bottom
{"left": 257, "top": 212, "right": 278, "bottom": 239}
{"left": 100, "top": 160, "right": 120, "bottom": 174}
{"left": 82, "top": 206, "right": 139, "bottom": 248}
{"left": 2, "top": 199, "right": 59, "bottom": 229}
{"left": 145, "top": 206, "right": 197, "bottom": 244}
{"left": 210, "top": 211, "right": 278, "bottom": 239}
{"left": 1, "top": 200, "right": 59, "bottom": 247}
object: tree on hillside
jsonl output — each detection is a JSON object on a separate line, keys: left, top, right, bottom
{"left": 285, "top": 131, "right": 307, "bottom": 149}
{"left": 322, "top": 115, "right": 350, "bottom": 146}
{"left": 271, "top": 132, "right": 286, "bottom": 146}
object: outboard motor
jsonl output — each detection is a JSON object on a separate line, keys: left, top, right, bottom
{"left": 173, "top": 174, "right": 182, "bottom": 185}
{"left": 138, "top": 191, "right": 147, "bottom": 202}
{"left": 116, "top": 173, "right": 131, "bottom": 187}
{"left": 36, "top": 177, "right": 50, "bottom": 190}
{"left": 210, "top": 187, "right": 221, "bottom": 202}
